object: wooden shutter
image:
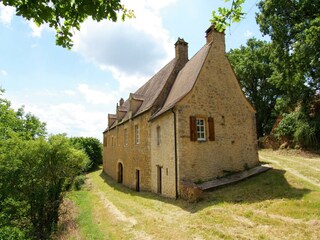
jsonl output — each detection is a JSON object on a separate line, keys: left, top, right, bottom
{"left": 208, "top": 117, "right": 215, "bottom": 141}
{"left": 190, "top": 116, "right": 197, "bottom": 141}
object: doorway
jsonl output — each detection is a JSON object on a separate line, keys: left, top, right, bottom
{"left": 157, "top": 165, "right": 162, "bottom": 194}
{"left": 118, "top": 162, "right": 123, "bottom": 183}
{"left": 136, "top": 169, "right": 140, "bottom": 192}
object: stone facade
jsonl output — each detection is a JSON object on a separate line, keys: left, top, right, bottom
{"left": 103, "top": 26, "right": 260, "bottom": 198}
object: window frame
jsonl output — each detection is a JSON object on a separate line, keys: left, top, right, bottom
{"left": 196, "top": 118, "right": 206, "bottom": 141}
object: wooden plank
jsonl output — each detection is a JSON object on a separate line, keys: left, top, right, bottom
{"left": 197, "top": 165, "right": 272, "bottom": 190}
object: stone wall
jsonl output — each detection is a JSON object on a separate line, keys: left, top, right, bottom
{"left": 175, "top": 30, "right": 259, "bottom": 184}
{"left": 150, "top": 111, "right": 176, "bottom": 198}
{"left": 103, "top": 112, "right": 152, "bottom": 191}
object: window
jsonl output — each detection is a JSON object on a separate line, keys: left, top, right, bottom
{"left": 190, "top": 116, "right": 215, "bottom": 142}
{"left": 157, "top": 126, "right": 161, "bottom": 145}
{"left": 135, "top": 125, "right": 140, "bottom": 144}
{"left": 124, "top": 128, "right": 128, "bottom": 146}
{"left": 196, "top": 118, "right": 206, "bottom": 141}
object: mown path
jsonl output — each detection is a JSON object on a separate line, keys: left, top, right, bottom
{"left": 60, "top": 150, "right": 320, "bottom": 240}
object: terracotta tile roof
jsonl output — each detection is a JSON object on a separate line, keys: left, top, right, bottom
{"left": 152, "top": 43, "right": 211, "bottom": 118}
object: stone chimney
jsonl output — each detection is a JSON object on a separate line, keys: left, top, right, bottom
{"left": 175, "top": 38, "right": 188, "bottom": 66}
{"left": 205, "top": 25, "right": 226, "bottom": 52}
{"left": 151, "top": 38, "right": 189, "bottom": 115}
{"left": 119, "top": 98, "right": 124, "bottom": 106}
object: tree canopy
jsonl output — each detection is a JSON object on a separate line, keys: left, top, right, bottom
{"left": 211, "top": 0, "right": 245, "bottom": 31}
{"left": 256, "top": 0, "right": 320, "bottom": 109}
{"left": 228, "top": 38, "right": 283, "bottom": 137}
{"left": 0, "top": 89, "right": 92, "bottom": 239}
{"left": 71, "top": 136, "right": 103, "bottom": 169}
{"left": 1, "top": 0, "right": 134, "bottom": 48}
{"left": 0, "top": 88, "right": 46, "bottom": 140}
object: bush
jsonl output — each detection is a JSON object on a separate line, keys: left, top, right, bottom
{"left": 73, "top": 175, "right": 86, "bottom": 190}
{"left": 70, "top": 137, "right": 103, "bottom": 170}
{"left": 275, "top": 112, "right": 298, "bottom": 139}
{"left": 275, "top": 110, "right": 318, "bottom": 148}
{"left": 0, "top": 226, "right": 29, "bottom": 240}
{"left": 0, "top": 135, "right": 90, "bottom": 239}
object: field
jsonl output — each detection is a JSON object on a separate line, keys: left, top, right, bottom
{"left": 57, "top": 150, "right": 320, "bottom": 240}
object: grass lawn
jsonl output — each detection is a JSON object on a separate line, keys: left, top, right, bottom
{"left": 58, "top": 150, "right": 320, "bottom": 240}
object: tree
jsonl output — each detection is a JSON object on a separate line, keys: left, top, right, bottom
{"left": 228, "top": 38, "right": 283, "bottom": 137}
{"left": 0, "top": 90, "right": 90, "bottom": 239}
{"left": 0, "top": 135, "right": 89, "bottom": 239}
{"left": 70, "top": 137, "right": 103, "bottom": 169}
{"left": 211, "top": 0, "right": 246, "bottom": 31}
{"left": 1, "top": 0, "right": 134, "bottom": 48}
{"left": 0, "top": 88, "right": 46, "bottom": 141}
{"left": 211, "top": 0, "right": 320, "bottom": 109}
{"left": 256, "top": 0, "right": 320, "bottom": 110}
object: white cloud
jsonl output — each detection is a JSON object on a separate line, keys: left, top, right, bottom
{"left": 7, "top": 87, "right": 115, "bottom": 140}
{"left": 28, "top": 21, "right": 49, "bottom": 37}
{"left": 73, "top": 0, "right": 176, "bottom": 91}
{"left": 78, "top": 84, "right": 117, "bottom": 104}
{"left": 62, "top": 90, "right": 77, "bottom": 96}
{"left": 25, "top": 102, "right": 107, "bottom": 140}
{"left": 0, "top": 3, "right": 15, "bottom": 26}
{"left": 244, "top": 30, "right": 253, "bottom": 38}
{"left": 0, "top": 69, "right": 8, "bottom": 76}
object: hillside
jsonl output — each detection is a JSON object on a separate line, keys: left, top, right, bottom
{"left": 57, "top": 150, "right": 320, "bottom": 240}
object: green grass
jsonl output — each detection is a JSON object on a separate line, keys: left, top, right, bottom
{"left": 60, "top": 150, "right": 320, "bottom": 240}
{"left": 68, "top": 190, "right": 108, "bottom": 240}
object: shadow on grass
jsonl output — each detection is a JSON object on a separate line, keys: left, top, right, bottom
{"left": 96, "top": 167, "right": 311, "bottom": 214}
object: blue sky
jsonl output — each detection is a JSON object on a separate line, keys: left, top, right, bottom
{"left": 0, "top": 0, "right": 267, "bottom": 140}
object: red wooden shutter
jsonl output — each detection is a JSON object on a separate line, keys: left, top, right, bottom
{"left": 190, "top": 116, "right": 197, "bottom": 141}
{"left": 208, "top": 117, "right": 215, "bottom": 141}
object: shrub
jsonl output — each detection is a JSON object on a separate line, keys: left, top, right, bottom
{"left": 70, "top": 137, "right": 103, "bottom": 170}
{"left": 275, "top": 110, "right": 318, "bottom": 148}
{"left": 73, "top": 175, "right": 87, "bottom": 190}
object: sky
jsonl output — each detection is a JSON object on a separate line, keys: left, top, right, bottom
{"left": 0, "top": 0, "right": 267, "bottom": 141}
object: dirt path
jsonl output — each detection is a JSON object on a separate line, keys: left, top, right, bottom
{"left": 87, "top": 178, "right": 153, "bottom": 240}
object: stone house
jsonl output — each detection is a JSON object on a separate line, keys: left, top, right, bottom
{"left": 103, "top": 26, "right": 259, "bottom": 198}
